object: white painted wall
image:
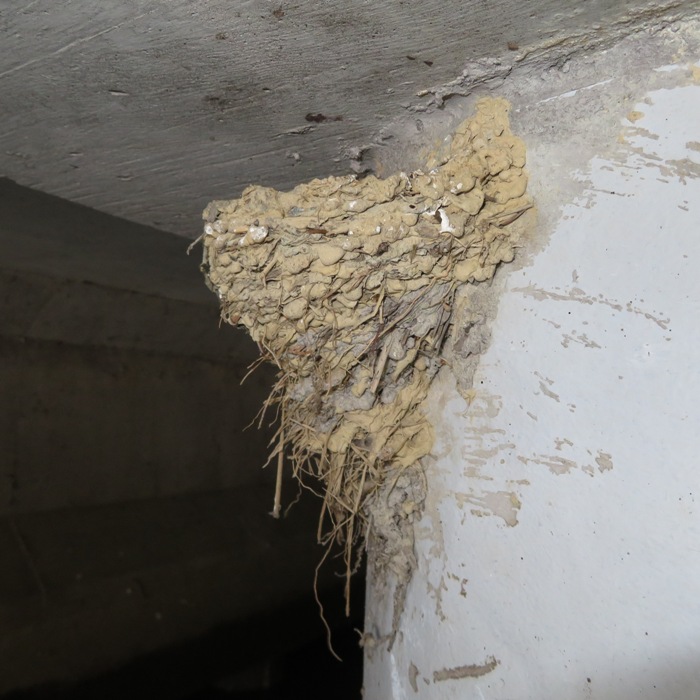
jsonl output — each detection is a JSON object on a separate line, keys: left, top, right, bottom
{"left": 365, "top": 44, "right": 700, "bottom": 700}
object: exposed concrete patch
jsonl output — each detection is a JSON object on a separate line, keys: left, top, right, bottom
{"left": 513, "top": 284, "right": 671, "bottom": 330}
{"left": 517, "top": 453, "right": 578, "bottom": 477}
{"left": 536, "top": 373, "right": 561, "bottom": 402}
{"left": 433, "top": 656, "right": 500, "bottom": 681}
{"left": 455, "top": 489, "right": 521, "bottom": 526}
{"left": 408, "top": 661, "right": 420, "bottom": 692}
{"left": 596, "top": 451, "right": 614, "bottom": 473}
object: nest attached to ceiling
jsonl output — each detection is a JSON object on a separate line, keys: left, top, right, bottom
{"left": 198, "top": 98, "right": 531, "bottom": 606}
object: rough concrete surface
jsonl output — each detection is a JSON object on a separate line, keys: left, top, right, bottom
{"left": 0, "top": 333, "right": 275, "bottom": 513}
{"left": 0, "top": 181, "right": 306, "bottom": 693}
{"left": 1, "top": 1, "right": 698, "bottom": 237}
{"left": 0, "top": 486, "right": 328, "bottom": 695}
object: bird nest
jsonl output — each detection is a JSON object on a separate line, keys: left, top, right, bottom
{"left": 198, "top": 98, "right": 532, "bottom": 608}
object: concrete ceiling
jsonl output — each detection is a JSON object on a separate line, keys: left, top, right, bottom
{"left": 1, "top": 0, "right": 696, "bottom": 238}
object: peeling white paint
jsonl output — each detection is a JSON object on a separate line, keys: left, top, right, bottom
{"left": 365, "top": 57, "right": 700, "bottom": 700}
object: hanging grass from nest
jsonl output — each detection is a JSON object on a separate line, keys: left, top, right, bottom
{"left": 197, "top": 97, "right": 532, "bottom": 609}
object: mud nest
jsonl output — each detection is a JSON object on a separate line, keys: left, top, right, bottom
{"left": 199, "top": 98, "right": 531, "bottom": 601}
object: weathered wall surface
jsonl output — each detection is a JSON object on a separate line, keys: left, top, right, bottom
{"left": 1, "top": 0, "right": 698, "bottom": 237}
{"left": 0, "top": 181, "right": 273, "bottom": 512}
{"left": 364, "top": 21, "right": 700, "bottom": 700}
{"left": 0, "top": 186, "right": 324, "bottom": 694}
{"left": 0, "top": 328, "right": 273, "bottom": 513}
{"left": 0, "top": 487, "right": 324, "bottom": 695}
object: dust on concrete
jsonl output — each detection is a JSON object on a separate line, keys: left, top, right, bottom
{"left": 199, "top": 97, "right": 533, "bottom": 612}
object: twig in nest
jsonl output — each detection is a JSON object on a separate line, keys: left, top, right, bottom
{"left": 186, "top": 234, "right": 204, "bottom": 255}
{"left": 369, "top": 344, "right": 390, "bottom": 395}
{"left": 490, "top": 203, "right": 533, "bottom": 227}
{"left": 240, "top": 354, "right": 268, "bottom": 386}
{"left": 314, "top": 546, "right": 342, "bottom": 661}
{"left": 272, "top": 415, "right": 284, "bottom": 519}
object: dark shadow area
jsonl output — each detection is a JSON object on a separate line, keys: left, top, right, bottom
{"left": 0, "top": 181, "right": 364, "bottom": 699}
{"left": 0, "top": 566, "right": 364, "bottom": 700}
{"left": 0, "top": 178, "right": 211, "bottom": 306}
